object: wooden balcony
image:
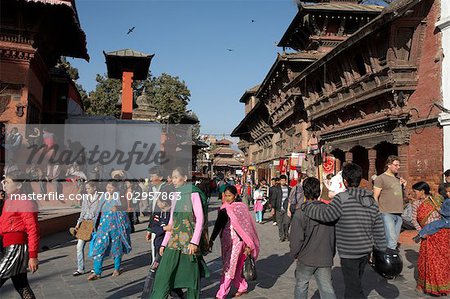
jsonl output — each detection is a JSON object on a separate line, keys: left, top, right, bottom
{"left": 305, "top": 64, "right": 418, "bottom": 120}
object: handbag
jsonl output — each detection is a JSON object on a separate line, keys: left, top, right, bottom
{"left": 241, "top": 254, "right": 257, "bottom": 281}
{"left": 75, "top": 220, "right": 94, "bottom": 241}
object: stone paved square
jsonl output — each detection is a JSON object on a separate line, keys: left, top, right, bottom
{"left": 0, "top": 198, "right": 440, "bottom": 299}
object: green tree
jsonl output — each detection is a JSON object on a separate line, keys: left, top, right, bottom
{"left": 189, "top": 111, "right": 201, "bottom": 138}
{"left": 84, "top": 72, "right": 196, "bottom": 125}
{"left": 141, "top": 73, "right": 191, "bottom": 123}
{"left": 85, "top": 74, "right": 121, "bottom": 117}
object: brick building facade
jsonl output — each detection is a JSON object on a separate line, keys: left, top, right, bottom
{"left": 233, "top": 0, "right": 444, "bottom": 190}
{"left": 0, "top": 0, "right": 89, "bottom": 171}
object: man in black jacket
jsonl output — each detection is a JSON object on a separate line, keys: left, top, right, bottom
{"left": 271, "top": 175, "right": 291, "bottom": 242}
{"left": 302, "top": 163, "right": 386, "bottom": 299}
{"left": 268, "top": 177, "right": 279, "bottom": 226}
{"left": 290, "top": 177, "right": 336, "bottom": 299}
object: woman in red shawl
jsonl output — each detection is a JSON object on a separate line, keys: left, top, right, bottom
{"left": 210, "top": 185, "right": 260, "bottom": 299}
{"left": 411, "top": 182, "right": 450, "bottom": 296}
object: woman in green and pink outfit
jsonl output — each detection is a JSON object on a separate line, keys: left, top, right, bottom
{"left": 151, "top": 167, "right": 206, "bottom": 299}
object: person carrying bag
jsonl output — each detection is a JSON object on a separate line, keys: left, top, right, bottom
{"left": 71, "top": 181, "right": 100, "bottom": 276}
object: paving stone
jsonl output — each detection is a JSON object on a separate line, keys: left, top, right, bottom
{"left": 0, "top": 198, "right": 426, "bottom": 298}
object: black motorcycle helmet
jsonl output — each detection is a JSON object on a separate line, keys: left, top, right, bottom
{"left": 369, "top": 249, "right": 403, "bottom": 279}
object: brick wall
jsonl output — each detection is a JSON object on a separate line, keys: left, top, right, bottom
{"left": 408, "top": 0, "right": 442, "bottom": 119}
{"left": 407, "top": 125, "right": 443, "bottom": 194}
{"left": 403, "top": 0, "right": 443, "bottom": 193}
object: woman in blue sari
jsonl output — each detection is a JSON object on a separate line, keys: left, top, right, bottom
{"left": 88, "top": 181, "right": 132, "bottom": 280}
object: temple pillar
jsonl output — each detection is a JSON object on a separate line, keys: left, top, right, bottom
{"left": 398, "top": 144, "right": 409, "bottom": 181}
{"left": 121, "top": 71, "right": 133, "bottom": 119}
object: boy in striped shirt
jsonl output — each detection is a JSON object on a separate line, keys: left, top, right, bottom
{"left": 302, "top": 163, "right": 386, "bottom": 298}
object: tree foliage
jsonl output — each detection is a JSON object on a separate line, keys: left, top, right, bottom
{"left": 58, "top": 58, "right": 89, "bottom": 111}
{"left": 189, "top": 111, "right": 201, "bottom": 138}
{"left": 84, "top": 74, "right": 122, "bottom": 117}
{"left": 84, "top": 72, "right": 194, "bottom": 125}
{"left": 141, "top": 73, "right": 191, "bottom": 123}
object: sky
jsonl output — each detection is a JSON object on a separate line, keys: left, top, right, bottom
{"left": 71, "top": 0, "right": 388, "bottom": 137}
{"left": 70, "top": 0, "right": 299, "bottom": 137}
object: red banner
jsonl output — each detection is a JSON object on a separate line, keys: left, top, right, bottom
{"left": 279, "top": 159, "right": 287, "bottom": 174}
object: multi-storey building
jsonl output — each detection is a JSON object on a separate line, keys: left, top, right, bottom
{"left": 233, "top": 0, "right": 445, "bottom": 190}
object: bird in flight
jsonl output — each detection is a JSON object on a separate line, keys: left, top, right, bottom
{"left": 127, "top": 26, "right": 135, "bottom": 35}
{"left": 226, "top": 48, "right": 234, "bottom": 52}
{"left": 251, "top": 19, "right": 255, "bottom": 23}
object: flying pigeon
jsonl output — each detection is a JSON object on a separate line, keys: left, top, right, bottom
{"left": 127, "top": 26, "right": 135, "bottom": 35}
{"left": 226, "top": 48, "right": 234, "bottom": 52}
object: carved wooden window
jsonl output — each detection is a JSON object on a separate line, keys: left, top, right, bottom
{"left": 354, "top": 54, "right": 367, "bottom": 76}
{"left": 394, "top": 28, "right": 414, "bottom": 64}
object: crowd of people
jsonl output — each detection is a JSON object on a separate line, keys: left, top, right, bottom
{"left": 215, "top": 157, "right": 450, "bottom": 298}
{"left": 0, "top": 152, "right": 449, "bottom": 298}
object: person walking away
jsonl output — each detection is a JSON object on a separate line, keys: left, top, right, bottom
{"left": 209, "top": 185, "right": 260, "bottom": 299}
{"left": 0, "top": 171, "right": 39, "bottom": 299}
{"left": 290, "top": 177, "right": 336, "bottom": 299}
{"left": 287, "top": 174, "right": 305, "bottom": 219}
{"left": 72, "top": 181, "right": 100, "bottom": 276}
{"left": 302, "top": 163, "right": 387, "bottom": 298}
{"left": 373, "top": 155, "right": 406, "bottom": 252}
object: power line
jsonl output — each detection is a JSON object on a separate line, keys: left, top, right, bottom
{"left": 200, "top": 133, "right": 236, "bottom": 137}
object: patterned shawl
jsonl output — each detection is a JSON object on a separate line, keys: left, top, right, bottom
{"left": 225, "top": 202, "right": 260, "bottom": 260}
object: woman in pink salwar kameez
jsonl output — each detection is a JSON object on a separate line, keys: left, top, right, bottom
{"left": 210, "top": 185, "right": 260, "bottom": 299}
